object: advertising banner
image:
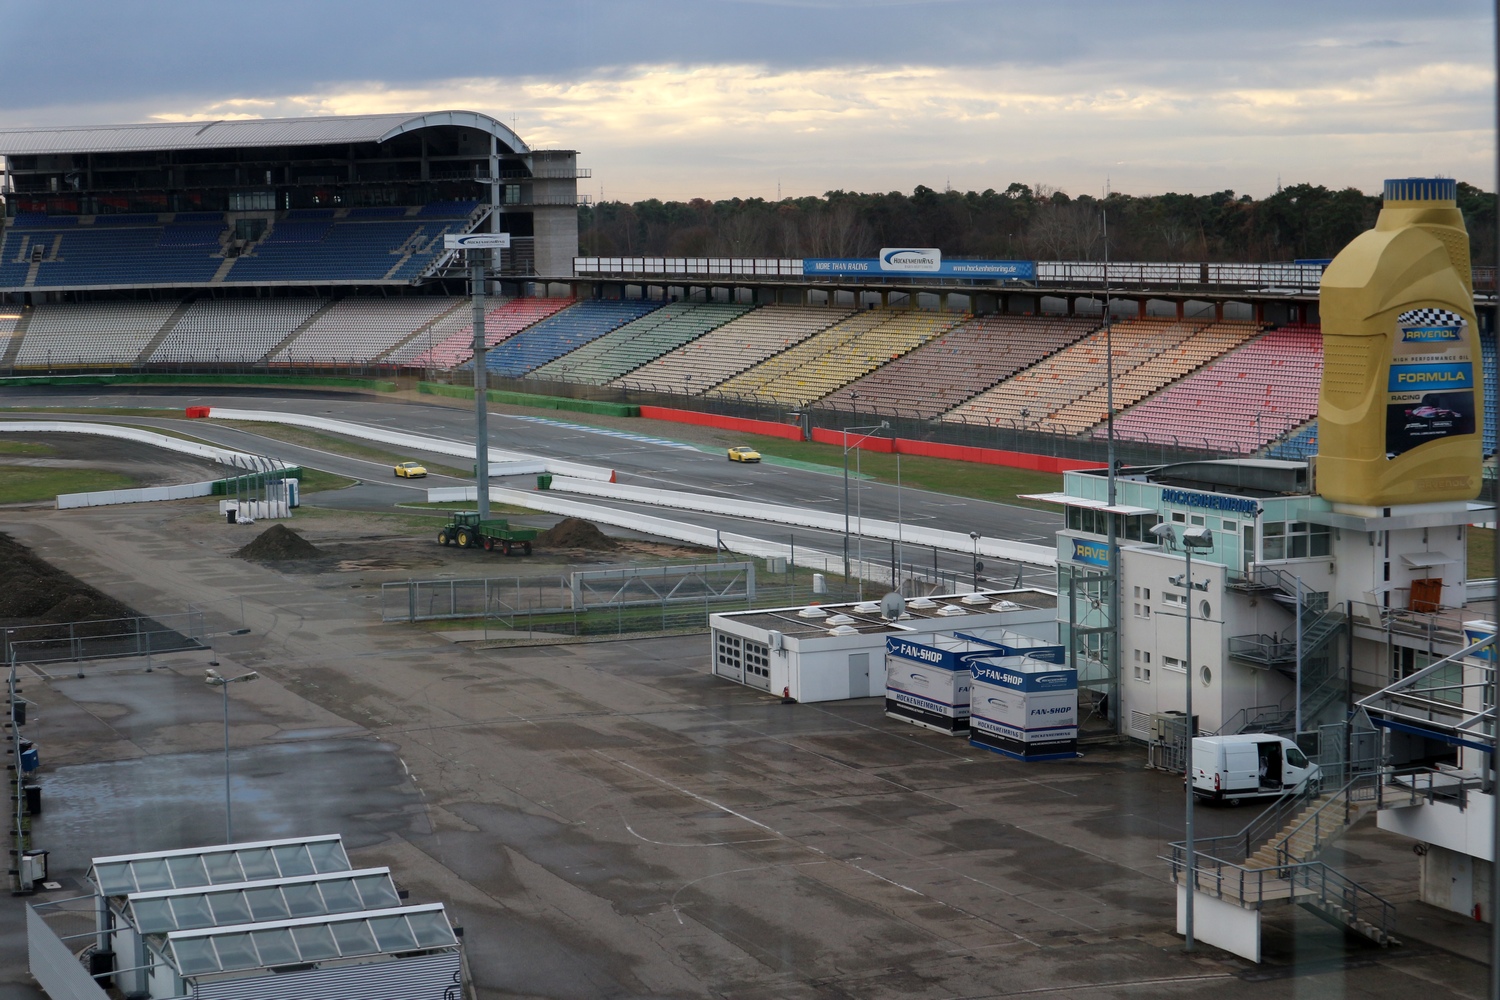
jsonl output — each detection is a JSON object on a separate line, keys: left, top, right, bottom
{"left": 1385, "top": 308, "right": 1477, "bottom": 459}
{"left": 802, "top": 257, "right": 1037, "bottom": 280}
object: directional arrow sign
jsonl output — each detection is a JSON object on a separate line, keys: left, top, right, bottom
{"left": 444, "top": 233, "right": 512, "bottom": 250}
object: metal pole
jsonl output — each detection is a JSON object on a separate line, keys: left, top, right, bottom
{"left": 843, "top": 441, "right": 851, "bottom": 582}
{"left": 471, "top": 259, "right": 490, "bottom": 520}
{"left": 896, "top": 452, "right": 903, "bottom": 592}
{"left": 1104, "top": 209, "right": 1120, "bottom": 731}
{"left": 1490, "top": 9, "right": 1500, "bottom": 986}
{"left": 1295, "top": 575, "right": 1304, "bottom": 735}
{"left": 222, "top": 682, "right": 232, "bottom": 842}
{"left": 1184, "top": 543, "right": 1196, "bottom": 953}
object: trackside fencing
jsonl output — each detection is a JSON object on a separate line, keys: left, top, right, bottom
{"left": 385, "top": 562, "right": 757, "bottom": 623}
{"left": 2, "top": 610, "right": 206, "bottom": 667}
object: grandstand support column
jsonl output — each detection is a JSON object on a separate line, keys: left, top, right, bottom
{"left": 471, "top": 260, "right": 490, "bottom": 520}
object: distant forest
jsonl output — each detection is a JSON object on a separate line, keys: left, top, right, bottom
{"left": 579, "top": 182, "right": 1497, "bottom": 266}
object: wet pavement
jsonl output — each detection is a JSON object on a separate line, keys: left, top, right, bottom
{"left": 0, "top": 501, "right": 1491, "bottom": 999}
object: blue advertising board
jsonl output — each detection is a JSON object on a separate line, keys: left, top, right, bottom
{"left": 803, "top": 258, "right": 1036, "bottom": 280}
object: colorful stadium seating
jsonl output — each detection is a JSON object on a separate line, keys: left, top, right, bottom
{"left": 1046, "top": 320, "right": 1261, "bottom": 435}
{"left": 1103, "top": 324, "right": 1321, "bottom": 453}
{"left": 483, "top": 300, "right": 664, "bottom": 376}
{"left": 710, "top": 310, "right": 961, "bottom": 405}
{"left": 388, "top": 298, "right": 573, "bottom": 368}
{"left": 942, "top": 317, "right": 1208, "bottom": 430}
{"left": 819, "top": 315, "right": 1100, "bottom": 418}
{"left": 532, "top": 302, "right": 752, "bottom": 385}
{"left": 613, "top": 305, "right": 853, "bottom": 393}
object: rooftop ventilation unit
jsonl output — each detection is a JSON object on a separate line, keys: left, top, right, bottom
{"left": 935, "top": 606, "right": 968, "bottom": 616}
{"left": 797, "top": 606, "right": 827, "bottom": 618}
{"left": 827, "top": 624, "right": 860, "bottom": 636}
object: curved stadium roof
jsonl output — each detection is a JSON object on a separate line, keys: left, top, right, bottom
{"left": 0, "top": 110, "right": 530, "bottom": 156}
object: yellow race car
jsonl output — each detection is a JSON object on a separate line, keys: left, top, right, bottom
{"left": 394, "top": 461, "right": 428, "bottom": 478}
{"left": 726, "top": 446, "right": 762, "bottom": 463}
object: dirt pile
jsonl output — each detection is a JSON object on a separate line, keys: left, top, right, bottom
{"left": 235, "top": 523, "right": 325, "bottom": 561}
{"left": 0, "top": 532, "right": 138, "bottom": 627}
{"left": 538, "top": 517, "right": 620, "bottom": 551}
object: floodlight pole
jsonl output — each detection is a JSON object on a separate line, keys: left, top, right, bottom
{"left": 471, "top": 257, "right": 490, "bottom": 520}
{"left": 1182, "top": 539, "right": 1197, "bottom": 953}
{"left": 839, "top": 421, "right": 888, "bottom": 589}
{"left": 205, "top": 668, "right": 258, "bottom": 843}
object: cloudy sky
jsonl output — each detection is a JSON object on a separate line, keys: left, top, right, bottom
{"left": 0, "top": 1, "right": 1492, "bottom": 201}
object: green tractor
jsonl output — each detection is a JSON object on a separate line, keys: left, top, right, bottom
{"left": 435, "top": 511, "right": 538, "bottom": 555}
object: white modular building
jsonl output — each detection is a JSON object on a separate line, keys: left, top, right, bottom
{"left": 709, "top": 590, "right": 1058, "bottom": 703}
{"left": 883, "top": 630, "right": 1065, "bottom": 736}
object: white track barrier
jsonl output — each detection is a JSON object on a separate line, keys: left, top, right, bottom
{"left": 207, "top": 408, "right": 614, "bottom": 482}
{"left": 543, "top": 477, "right": 1057, "bottom": 568}
{"left": 0, "top": 420, "right": 267, "bottom": 467}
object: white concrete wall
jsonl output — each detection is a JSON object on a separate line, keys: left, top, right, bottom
{"left": 1379, "top": 791, "right": 1495, "bottom": 862}
{"left": 1178, "top": 886, "right": 1261, "bottom": 963}
{"left": 1420, "top": 844, "right": 1493, "bottom": 921}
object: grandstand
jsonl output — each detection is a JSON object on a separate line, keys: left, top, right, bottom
{"left": 1101, "top": 324, "right": 1322, "bottom": 453}
{"left": 942, "top": 317, "right": 1208, "bottom": 430}
{"left": 483, "top": 300, "right": 663, "bottom": 377}
{"left": 387, "top": 298, "right": 574, "bottom": 368}
{"left": 613, "top": 305, "right": 853, "bottom": 394}
{"left": 1045, "top": 320, "right": 1261, "bottom": 434}
{"left": 0, "top": 111, "right": 582, "bottom": 292}
{"left": 532, "top": 302, "right": 752, "bottom": 385}
{"left": 710, "top": 310, "right": 960, "bottom": 406}
{"left": 819, "top": 315, "right": 1099, "bottom": 418}
{"left": 271, "top": 296, "right": 466, "bottom": 364}
{"left": 15, "top": 300, "right": 184, "bottom": 366}
{"left": 149, "top": 298, "right": 329, "bottom": 364}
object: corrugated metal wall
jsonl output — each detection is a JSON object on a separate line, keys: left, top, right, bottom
{"left": 26, "top": 905, "right": 112, "bottom": 1000}
{"left": 191, "top": 950, "right": 461, "bottom": 1000}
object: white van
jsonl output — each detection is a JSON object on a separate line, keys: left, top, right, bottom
{"left": 1191, "top": 734, "right": 1321, "bottom": 803}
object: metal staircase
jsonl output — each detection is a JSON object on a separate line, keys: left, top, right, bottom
{"left": 1166, "top": 773, "right": 1395, "bottom": 947}
{"left": 1227, "top": 565, "right": 1347, "bottom": 731}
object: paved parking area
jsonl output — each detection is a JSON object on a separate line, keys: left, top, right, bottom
{"left": 0, "top": 501, "right": 1489, "bottom": 999}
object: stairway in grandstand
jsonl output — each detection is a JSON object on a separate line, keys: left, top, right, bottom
{"left": 531, "top": 302, "right": 752, "bottom": 385}
{"left": 613, "top": 305, "right": 853, "bottom": 394}
{"left": 942, "top": 316, "right": 1207, "bottom": 431}
{"left": 710, "top": 309, "right": 961, "bottom": 406}
{"left": 819, "top": 314, "right": 1100, "bottom": 418}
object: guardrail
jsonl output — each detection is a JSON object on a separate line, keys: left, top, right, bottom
{"left": 1164, "top": 843, "right": 1394, "bottom": 941}
{"left": 1378, "top": 765, "right": 1487, "bottom": 810}
{"left": 1273, "top": 772, "right": 1380, "bottom": 866}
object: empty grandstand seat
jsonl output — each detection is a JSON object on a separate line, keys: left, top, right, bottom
{"left": 387, "top": 297, "right": 574, "bottom": 368}
{"left": 484, "top": 300, "right": 663, "bottom": 376}
{"left": 1103, "top": 324, "right": 1321, "bottom": 453}
{"left": 532, "top": 302, "right": 752, "bottom": 385}
{"left": 820, "top": 315, "right": 1100, "bottom": 418}
{"left": 615, "top": 305, "right": 854, "bottom": 393}
{"left": 273, "top": 296, "right": 466, "bottom": 363}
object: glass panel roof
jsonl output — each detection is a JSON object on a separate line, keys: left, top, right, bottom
{"left": 166, "top": 906, "right": 457, "bottom": 976}
{"left": 126, "top": 869, "right": 400, "bottom": 935}
{"left": 92, "top": 837, "right": 350, "bottom": 895}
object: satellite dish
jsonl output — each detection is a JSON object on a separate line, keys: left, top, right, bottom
{"left": 880, "top": 591, "right": 907, "bottom": 621}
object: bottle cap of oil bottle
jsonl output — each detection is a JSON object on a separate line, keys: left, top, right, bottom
{"left": 1316, "top": 177, "right": 1482, "bottom": 506}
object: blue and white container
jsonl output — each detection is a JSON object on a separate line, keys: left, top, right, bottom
{"left": 883, "top": 634, "right": 995, "bottom": 734}
{"left": 968, "top": 650, "right": 1077, "bottom": 761}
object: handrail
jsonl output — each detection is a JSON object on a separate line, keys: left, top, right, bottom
{"left": 1378, "top": 765, "right": 1486, "bottom": 811}
{"left": 1183, "top": 786, "right": 1319, "bottom": 863}
{"left": 1273, "top": 771, "right": 1377, "bottom": 866}
{"left": 1163, "top": 843, "right": 1394, "bottom": 938}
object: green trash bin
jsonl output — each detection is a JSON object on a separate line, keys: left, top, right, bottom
{"left": 537, "top": 474, "right": 553, "bottom": 491}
